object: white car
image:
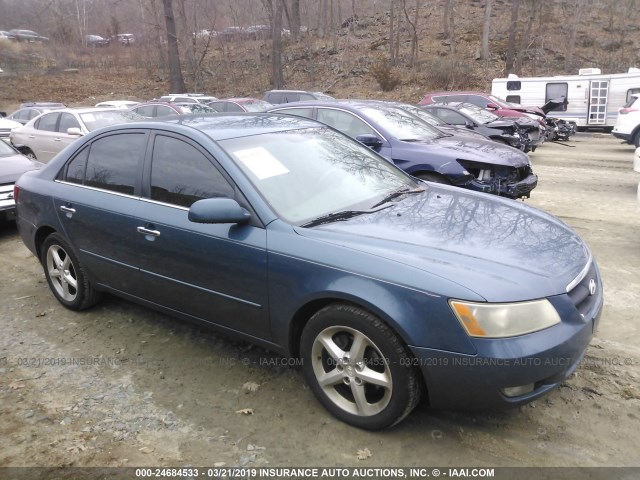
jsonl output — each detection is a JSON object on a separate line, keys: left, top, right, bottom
{"left": 95, "top": 100, "right": 139, "bottom": 109}
{"left": 612, "top": 94, "right": 640, "bottom": 147}
{"left": 0, "top": 117, "right": 22, "bottom": 143}
{"left": 158, "top": 93, "right": 218, "bottom": 104}
{"left": 10, "top": 107, "right": 142, "bottom": 163}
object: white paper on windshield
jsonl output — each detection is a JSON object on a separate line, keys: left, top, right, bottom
{"left": 80, "top": 113, "right": 96, "bottom": 122}
{"left": 235, "top": 147, "right": 289, "bottom": 180}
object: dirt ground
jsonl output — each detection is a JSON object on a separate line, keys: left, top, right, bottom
{"left": 1, "top": 133, "right": 639, "bottom": 473}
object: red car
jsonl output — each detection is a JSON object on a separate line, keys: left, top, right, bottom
{"left": 419, "top": 91, "right": 546, "bottom": 150}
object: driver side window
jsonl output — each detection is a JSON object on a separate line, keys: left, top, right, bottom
{"left": 316, "top": 109, "right": 375, "bottom": 139}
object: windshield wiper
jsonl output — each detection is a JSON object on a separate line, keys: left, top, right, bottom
{"left": 301, "top": 204, "right": 393, "bottom": 228}
{"left": 371, "top": 186, "right": 425, "bottom": 209}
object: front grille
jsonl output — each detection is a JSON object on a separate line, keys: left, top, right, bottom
{"left": 567, "top": 262, "right": 599, "bottom": 317}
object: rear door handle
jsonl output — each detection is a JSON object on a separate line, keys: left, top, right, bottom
{"left": 60, "top": 206, "right": 76, "bottom": 214}
{"left": 137, "top": 226, "right": 161, "bottom": 237}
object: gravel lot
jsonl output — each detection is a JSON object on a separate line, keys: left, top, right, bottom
{"left": 1, "top": 133, "right": 639, "bottom": 473}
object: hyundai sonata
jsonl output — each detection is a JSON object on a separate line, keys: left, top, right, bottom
{"left": 15, "top": 114, "right": 603, "bottom": 429}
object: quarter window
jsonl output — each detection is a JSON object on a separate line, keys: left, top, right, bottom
{"left": 150, "top": 135, "right": 234, "bottom": 208}
{"left": 626, "top": 88, "right": 640, "bottom": 104}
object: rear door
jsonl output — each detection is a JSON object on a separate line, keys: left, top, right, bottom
{"left": 54, "top": 130, "right": 148, "bottom": 291}
{"left": 28, "top": 112, "right": 61, "bottom": 162}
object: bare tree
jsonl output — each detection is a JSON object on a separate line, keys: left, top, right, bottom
{"left": 481, "top": 0, "right": 492, "bottom": 60}
{"left": 271, "top": 0, "right": 284, "bottom": 88}
{"left": 389, "top": 0, "right": 396, "bottom": 66}
{"left": 162, "top": 0, "right": 186, "bottom": 93}
{"left": 504, "top": 0, "right": 520, "bottom": 75}
{"left": 402, "top": 0, "right": 421, "bottom": 67}
{"left": 565, "top": 0, "right": 585, "bottom": 72}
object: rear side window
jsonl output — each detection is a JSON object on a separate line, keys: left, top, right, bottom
{"left": 265, "top": 92, "right": 284, "bottom": 104}
{"left": 466, "top": 95, "right": 490, "bottom": 108}
{"left": 133, "top": 105, "right": 155, "bottom": 117}
{"left": 225, "top": 102, "right": 244, "bottom": 112}
{"left": 84, "top": 133, "right": 146, "bottom": 194}
{"left": 149, "top": 135, "right": 234, "bottom": 208}
{"left": 36, "top": 113, "right": 59, "bottom": 132}
{"left": 272, "top": 107, "right": 314, "bottom": 119}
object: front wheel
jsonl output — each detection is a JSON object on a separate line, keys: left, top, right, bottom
{"left": 41, "top": 233, "right": 101, "bottom": 310}
{"left": 300, "top": 303, "right": 422, "bottom": 430}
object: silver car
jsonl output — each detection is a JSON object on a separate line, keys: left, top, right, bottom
{"left": 10, "top": 108, "right": 142, "bottom": 163}
{"left": 0, "top": 140, "right": 42, "bottom": 221}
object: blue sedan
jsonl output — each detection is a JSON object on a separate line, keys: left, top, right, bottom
{"left": 268, "top": 100, "right": 538, "bottom": 199}
{"left": 14, "top": 114, "right": 603, "bottom": 429}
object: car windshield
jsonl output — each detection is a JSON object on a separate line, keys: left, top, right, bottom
{"left": 458, "top": 105, "right": 499, "bottom": 124}
{"left": 79, "top": 110, "right": 143, "bottom": 131}
{"left": 359, "top": 106, "right": 441, "bottom": 141}
{"left": 220, "top": 127, "right": 418, "bottom": 225}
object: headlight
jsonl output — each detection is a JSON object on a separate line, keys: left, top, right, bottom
{"left": 449, "top": 299, "right": 560, "bottom": 338}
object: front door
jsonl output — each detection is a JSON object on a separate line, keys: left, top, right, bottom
{"left": 132, "top": 133, "right": 270, "bottom": 339}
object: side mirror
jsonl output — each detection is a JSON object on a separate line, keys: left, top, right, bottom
{"left": 67, "top": 127, "right": 83, "bottom": 136}
{"left": 465, "top": 120, "right": 475, "bottom": 129}
{"left": 188, "top": 198, "right": 251, "bottom": 225}
{"left": 356, "top": 134, "right": 383, "bottom": 150}
{"left": 486, "top": 103, "right": 498, "bottom": 110}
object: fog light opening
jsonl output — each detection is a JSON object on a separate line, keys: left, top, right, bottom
{"left": 501, "top": 383, "right": 535, "bottom": 398}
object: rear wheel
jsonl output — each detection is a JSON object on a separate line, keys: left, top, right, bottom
{"left": 416, "top": 172, "right": 451, "bottom": 184}
{"left": 41, "top": 233, "right": 101, "bottom": 310}
{"left": 301, "top": 303, "right": 422, "bottom": 430}
{"left": 633, "top": 130, "right": 640, "bottom": 148}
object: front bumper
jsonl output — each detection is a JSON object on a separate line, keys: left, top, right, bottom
{"left": 466, "top": 173, "right": 538, "bottom": 199}
{"left": 0, "top": 183, "right": 16, "bottom": 220}
{"left": 612, "top": 131, "right": 632, "bottom": 143}
{"left": 410, "top": 285, "right": 603, "bottom": 411}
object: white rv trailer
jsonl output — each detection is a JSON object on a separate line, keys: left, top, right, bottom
{"left": 491, "top": 68, "right": 640, "bottom": 129}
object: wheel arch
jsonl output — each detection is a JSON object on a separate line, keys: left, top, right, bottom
{"left": 287, "top": 294, "right": 418, "bottom": 363}
{"left": 34, "top": 225, "right": 57, "bottom": 259}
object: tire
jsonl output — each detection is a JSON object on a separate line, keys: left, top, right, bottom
{"left": 40, "top": 233, "right": 101, "bottom": 310}
{"left": 633, "top": 130, "right": 640, "bottom": 148}
{"left": 300, "top": 303, "right": 422, "bottom": 430}
{"left": 416, "top": 172, "right": 450, "bottom": 185}
{"left": 24, "top": 148, "right": 37, "bottom": 161}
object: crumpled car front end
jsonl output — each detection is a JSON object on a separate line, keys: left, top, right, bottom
{"left": 457, "top": 159, "right": 538, "bottom": 199}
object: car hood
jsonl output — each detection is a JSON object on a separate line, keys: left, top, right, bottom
{"left": 484, "top": 119, "right": 517, "bottom": 130}
{"left": 417, "top": 136, "right": 529, "bottom": 167}
{"left": 0, "top": 153, "right": 43, "bottom": 183}
{"left": 294, "top": 187, "right": 590, "bottom": 302}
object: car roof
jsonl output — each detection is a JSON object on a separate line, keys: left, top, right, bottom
{"left": 148, "top": 112, "right": 323, "bottom": 141}
{"left": 269, "top": 99, "right": 400, "bottom": 111}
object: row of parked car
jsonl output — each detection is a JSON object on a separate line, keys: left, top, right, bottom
{"left": 7, "top": 87, "right": 602, "bottom": 431}
{"left": 1, "top": 89, "right": 573, "bottom": 212}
